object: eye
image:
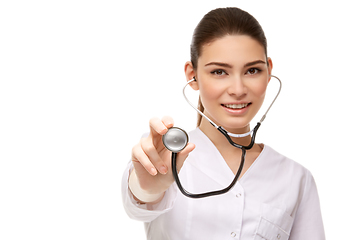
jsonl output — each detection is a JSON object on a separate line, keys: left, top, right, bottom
{"left": 246, "top": 68, "right": 261, "bottom": 75}
{"left": 211, "top": 69, "right": 227, "bottom": 76}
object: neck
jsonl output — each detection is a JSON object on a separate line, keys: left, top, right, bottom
{"left": 199, "top": 117, "right": 253, "bottom": 150}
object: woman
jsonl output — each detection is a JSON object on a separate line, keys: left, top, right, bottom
{"left": 122, "top": 7, "right": 325, "bottom": 240}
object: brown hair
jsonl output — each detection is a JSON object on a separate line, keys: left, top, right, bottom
{"left": 190, "top": 7, "right": 268, "bottom": 126}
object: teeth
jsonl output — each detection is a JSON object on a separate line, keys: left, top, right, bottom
{"left": 224, "top": 103, "right": 249, "bottom": 109}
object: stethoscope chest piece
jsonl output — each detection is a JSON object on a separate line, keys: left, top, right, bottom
{"left": 162, "top": 127, "right": 188, "bottom": 153}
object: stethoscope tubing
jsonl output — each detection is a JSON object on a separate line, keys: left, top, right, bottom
{"left": 170, "top": 122, "right": 261, "bottom": 199}
{"left": 171, "top": 148, "right": 246, "bottom": 198}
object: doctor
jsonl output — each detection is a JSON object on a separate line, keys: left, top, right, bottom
{"left": 122, "top": 7, "right": 325, "bottom": 240}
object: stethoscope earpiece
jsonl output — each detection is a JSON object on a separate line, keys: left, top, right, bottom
{"left": 162, "top": 127, "right": 189, "bottom": 153}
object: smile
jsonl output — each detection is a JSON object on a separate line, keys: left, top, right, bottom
{"left": 222, "top": 103, "right": 251, "bottom": 109}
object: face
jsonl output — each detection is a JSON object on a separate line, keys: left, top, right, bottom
{"left": 187, "top": 35, "right": 272, "bottom": 133}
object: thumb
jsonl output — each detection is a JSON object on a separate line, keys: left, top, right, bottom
{"left": 174, "top": 143, "right": 195, "bottom": 171}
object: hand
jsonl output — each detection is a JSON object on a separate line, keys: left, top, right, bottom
{"left": 130, "top": 116, "right": 195, "bottom": 202}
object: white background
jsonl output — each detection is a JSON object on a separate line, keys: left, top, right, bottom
{"left": 1, "top": 0, "right": 359, "bottom": 239}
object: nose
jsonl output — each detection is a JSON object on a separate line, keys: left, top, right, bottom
{"left": 227, "top": 76, "right": 247, "bottom": 98}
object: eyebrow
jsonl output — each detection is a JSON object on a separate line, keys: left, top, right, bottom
{"left": 204, "top": 60, "right": 266, "bottom": 68}
{"left": 244, "top": 60, "right": 266, "bottom": 67}
{"left": 204, "top": 62, "right": 233, "bottom": 68}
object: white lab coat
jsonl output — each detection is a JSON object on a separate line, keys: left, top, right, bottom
{"left": 121, "top": 128, "right": 325, "bottom": 240}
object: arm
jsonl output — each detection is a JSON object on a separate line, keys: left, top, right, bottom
{"left": 289, "top": 171, "right": 326, "bottom": 240}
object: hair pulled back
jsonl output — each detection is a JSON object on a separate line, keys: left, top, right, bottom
{"left": 190, "top": 7, "right": 268, "bottom": 126}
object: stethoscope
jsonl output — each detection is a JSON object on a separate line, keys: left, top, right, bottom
{"left": 162, "top": 75, "right": 282, "bottom": 198}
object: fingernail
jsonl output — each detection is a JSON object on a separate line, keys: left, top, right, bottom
{"left": 160, "top": 165, "right": 168, "bottom": 174}
{"left": 150, "top": 167, "right": 157, "bottom": 176}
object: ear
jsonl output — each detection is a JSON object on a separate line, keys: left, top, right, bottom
{"left": 267, "top": 57, "right": 273, "bottom": 82}
{"left": 184, "top": 61, "right": 199, "bottom": 90}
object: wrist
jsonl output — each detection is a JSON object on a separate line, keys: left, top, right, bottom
{"left": 128, "top": 170, "right": 164, "bottom": 204}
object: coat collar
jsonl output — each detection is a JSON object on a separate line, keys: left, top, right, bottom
{"left": 185, "top": 128, "right": 268, "bottom": 190}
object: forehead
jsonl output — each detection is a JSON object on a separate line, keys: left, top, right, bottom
{"left": 198, "top": 35, "right": 266, "bottom": 65}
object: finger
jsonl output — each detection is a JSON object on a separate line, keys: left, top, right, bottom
{"left": 149, "top": 117, "right": 174, "bottom": 152}
{"left": 149, "top": 117, "right": 168, "bottom": 137}
{"left": 161, "top": 116, "right": 174, "bottom": 129}
{"left": 132, "top": 143, "right": 158, "bottom": 176}
{"left": 175, "top": 143, "right": 196, "bottom": 171}
{"left": 141, "top": 137, "right": 168, "bottom": 175}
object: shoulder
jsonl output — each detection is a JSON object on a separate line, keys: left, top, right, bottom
{"left": 258, "top": 145, "right": 314, "bottom": 188}
{"left": 262, "top": 145, "right": 308, "bottom": 171}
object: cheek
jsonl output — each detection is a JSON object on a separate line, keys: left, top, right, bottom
{"left": 251, "top": 80, "right": 268, "bottom": 99}
{"left": 199, "top": 82, "right": 223, "bottom": 104}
